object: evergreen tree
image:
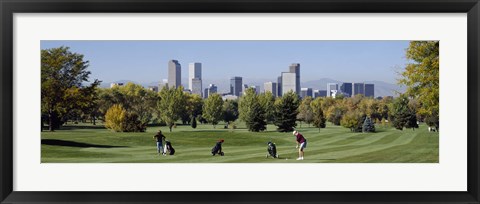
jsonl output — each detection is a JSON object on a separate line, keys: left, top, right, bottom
{"left": 362, "top": 117, "right": 375, "bottom": 133}
{"left": 273, "top": 91, "right": 300, "bottom": 132}
{"left": 391, "top": 95, "right": 419, "bottom": 131}
{"left": 191, "top": 116, "right": 197, "bottom": 129}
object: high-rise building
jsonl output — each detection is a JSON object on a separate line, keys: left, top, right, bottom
{"left": 188, "top": 62, "right": 202, "bottom": 95}
{"left": 191, "top": 78, "right": 202, "bottom": 97}
{"left": 300, "top": 88, "right": 313, "bottom": 98}
{"left": 340, "top": 83, "right": 353, "bottom": 97}
{"left": 289, "top": 63, "right": 301, "bottom": 95}
{"left": 230, "top": 76, "right": 243, "bottom": 96}
{"left": 318, "top": 90, "right": 327, "bottom": 97}
{"left": 364, "top": 84, "right": 375, "bottom": 97}
{"left": 204, "top": 84, "right": 217, "bottom": 98}
{"left": 277, "top": 76, "right": 282, "bottom": 97}
{"left": 281, "top": 72, "right": 296, "bottom": 95}
{"left": 353, "top": 83, "right": 365, "bottom": 96}
{"left": 327, "top": 83, "right": 338, "bottom": 97}
{"left": 264, "top": 82, "right": 278, "bottom": 97}
{"left": 168, "top": 60, "right": 181, "bottom": 88}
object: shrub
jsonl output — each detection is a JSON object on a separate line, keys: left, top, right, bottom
{"left": 362, "top": 117, "right": 376, "bottom": 133}
{"left": 105, "top": 104, "right": 126, "bottom": 132}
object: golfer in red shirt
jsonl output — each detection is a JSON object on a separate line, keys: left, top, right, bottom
{"left": 293, "top": 130, "right": 307, "bottom": 160}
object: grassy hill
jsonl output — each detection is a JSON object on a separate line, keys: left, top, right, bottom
{"left": 41, "top": 122, "right": 438, "bottom": 163}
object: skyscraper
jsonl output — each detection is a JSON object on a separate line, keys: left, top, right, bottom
{"left": 188, "top": 62, "right": 202, "bottom": 96}
{"left": 353, "top": 83, "right": 365, "bottom": 96}
{"left": 204, "top": 84, "right": 217, "bottom": 98}
{"left": 327, "top": 83, "right": 339, "bottom": 97}
{"left": 300, "top": 88, "right": 313, "bottom": 98}
{"left": 340, "top": 83, "right": 353, "bottom": 97}
{"left": 230, "top": 76, "right": 243, "bottom": 96}
{"left": 191, "top": 78, "right": 202, "bottom": 97}
{"left": 264, "top": 82, "right": 278, "bottom": 97}
{"left": 282, "top": 72, "right": 296, "bottom": 95}
{"left": 289, "top": 63, "right": 301, "bottom": 95}
{"left": 277, "top": 76, "right": 282, "bottom": 97}
{"left": 168, "top": 60, "right": 181, "bottom": 88}
{"left": 364, "top": 84, "right": 375, "bottom": 97}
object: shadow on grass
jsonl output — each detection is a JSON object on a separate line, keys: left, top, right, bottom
{"left": 58, "top": 125, "right": 107, "bottom": 130}
{"left": 41, "top": 139, "right": 128, "bottom": 148}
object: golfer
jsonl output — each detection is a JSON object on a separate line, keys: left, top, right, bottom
{"left": 293, "top": 130, "right": 307, "bottom": 160}
{"left": 153, "top": 130, "right": 166, "bottom": 156}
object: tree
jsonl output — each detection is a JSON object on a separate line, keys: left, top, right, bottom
{"left": 191, "top": 116, "right": 197, "bottom": 129}
{"left": 223, "top": 99, "right": 239, "bottom": 127}
{"left": 362, "top": 117, "right": 376, "bottom": 133}
{"left": 239, "top": 88, "right": 266, "bottom": 132}
{"left": 341, "top": 110, "right": 365, "bottom": 132}
{"left": 311, "top": 97, "right": 326, "bottom": 132}
{"left": 105, "top": 104, "right": 126, "bottom": 132}
{"left": 258, "top": 92, "right": 276, "bottom": 123}
{"left": 297, "top": 96, "right": 314, "bottom": 127}
{"left": 273, "top": 91, "right": 300, "bottom": 132}
{"left": 391, "top": 95, "right": 419, "bottom": 131}
{"left": 158, "top": 86, "right": 186, "bottom": 132}
{"left": 203, "top": 93, "right": 224, "bottom": 128}
{"left": 41, "top": 46, "right": 100, "bottom": 131}
{"left": 399, "top": 41, "right": 439, "bottom": 127}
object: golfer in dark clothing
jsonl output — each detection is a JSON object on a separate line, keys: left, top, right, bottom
{"left": 293, "top": 130, "right": 307, "bottom": 160}
{"left": 153, "top": 130, "right": 166, "bottom": 156}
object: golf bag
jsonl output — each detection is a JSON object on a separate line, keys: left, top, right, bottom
{"left": 266, "top": 142, "right": 279, "bottom": 158}
{"left": 164, "top": 141, "right": 175, "bottom": 155}
{"left": 211, "top": 142, "right": 224, "bottom": 156}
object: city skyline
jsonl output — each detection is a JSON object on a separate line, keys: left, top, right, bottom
{"left": 40, "top": 41, "right": 410, "bottom": 85}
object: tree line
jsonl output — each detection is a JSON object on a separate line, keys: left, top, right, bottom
{"left": 42, "top": 41, "right": 438, "bottom": 133}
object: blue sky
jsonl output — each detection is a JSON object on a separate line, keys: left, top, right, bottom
{"left": 40, "top": 41, "right": 410, "bottom": 84}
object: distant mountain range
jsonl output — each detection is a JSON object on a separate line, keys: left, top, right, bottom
{"left": 101, "top": 77, "right": 406, "bottom": 97}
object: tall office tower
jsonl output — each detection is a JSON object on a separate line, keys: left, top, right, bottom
{"left": 364, "top": 84, "right": 375, "bottom": 97}
{"left": 340, "top": 82, "right": 353, "bottom": 97}
{"left": 189, "top": 63, "right": 202, "bottom": 93}
{"left": 230, "top": 76, "right": 243, "bottom": 96}
{"left": 277, "top": 76, "right": 283, "bottom": 97}
{"left": 300, "top": 88, "right": 313, "bottom": 98}
{"left": 327, "top": 83, "right": 339, "bottom": 97}
{"left": 264, "top": 82, "right": 278, "bottom": 97}
{"left": 353, "top": 83, "right": 365, "bottom": 96}
{"left": 191, "top": 78, "right": 203, "bottom": 97}
{"left": 282, "top": 72, "right": 296, "bottom": 95}
{"left": 289, "top": 63, "right": 301, "bottom": 95}
{"left": 168, "top": 60, "right": 181, "bottom": 88}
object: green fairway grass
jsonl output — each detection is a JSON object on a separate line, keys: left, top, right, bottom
{"left": 41, "top": 122, "right": 439, "bottom": 163}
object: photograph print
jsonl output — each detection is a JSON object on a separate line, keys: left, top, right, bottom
{"left": 41, "top": 40, "right": 439, "bottom": 163}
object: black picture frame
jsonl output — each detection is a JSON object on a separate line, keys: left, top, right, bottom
{"left": 1, "top": 0, "right": 479, "bottom": 203}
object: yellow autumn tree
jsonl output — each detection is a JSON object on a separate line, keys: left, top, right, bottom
{"left": 105, "top": 104, "right": 126, "bottom": 132}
